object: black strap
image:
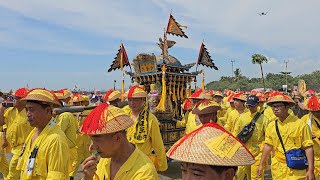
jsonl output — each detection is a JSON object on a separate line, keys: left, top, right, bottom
{"left": 314, "top": 118, "right": 320, "bottom": 129}
{"left": 275, "top": 120, "right": 286, "bottom": 153}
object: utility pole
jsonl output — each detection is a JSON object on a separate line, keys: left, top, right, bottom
{"left": 284, "top": 60, "right": 289, "bottom": 93}
{"left": 231, "top": 60, "right": 235, "bottom": 79}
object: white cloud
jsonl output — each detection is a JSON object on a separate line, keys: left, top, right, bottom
{"left": 1, "top": 0, "right": 320, "bottom": 91}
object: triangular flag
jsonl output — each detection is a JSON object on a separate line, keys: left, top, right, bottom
{"left": 166, "top": 14, "right": 188, "bottom": 38}
{"left": 197, "top": 42, "right": 218, "bottom": 70}
{"left": 108, "top": 43, "right": 131, "bottom": 72}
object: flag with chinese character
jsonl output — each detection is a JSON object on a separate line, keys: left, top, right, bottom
{"left": 166, "top": 14, "right": 188, "bottom": 38}
{"left": 197, "top": 42, "right": 218, "bottom": 70}
{"left": 108, "top": 43, "right": 131, "bottom": 72}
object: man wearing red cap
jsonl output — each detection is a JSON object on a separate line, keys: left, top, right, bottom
{"left": 123, "top": 85, "right": 168, "bottom": 172}
{"left": 0, "top": 88, "right": 33, "bottom": 179}
{"left": 184, "top": 89, "right": 211, "bottom": 134}
{"left": 301, "top": 96, "right": 320, "bottom": 178}
{"left": 81, "top": 104, "right": 158, "bottom": 180}
{"left": 103, "top": 89, "right": 121, "bottom": 107}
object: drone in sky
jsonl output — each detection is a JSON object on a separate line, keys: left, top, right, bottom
{"left": 258, "top": 12, "right": 268, "bottom": 16}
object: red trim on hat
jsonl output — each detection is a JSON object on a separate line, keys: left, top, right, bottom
{"left": 190, "top": 89, "right": 203, "bottom": 98}
{"left": 103, "top": 89, "right": 114, "bottom": 101}
{"left": 168, "top": 122, "right": 254, "bottom": 159}
{"left": 128, "top": 85, "right": 142, "bottom": 98}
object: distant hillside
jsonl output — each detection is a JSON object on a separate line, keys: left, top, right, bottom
{"left": 206, "top": 70, "right": 320, "bottom": 92}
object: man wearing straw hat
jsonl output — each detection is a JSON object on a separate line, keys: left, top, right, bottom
{"left": 122, "top": 85, "right": 167, "bottom": 172}
{"left": 167, "top": 122, "right": 255, "bottom": 179}
{"left": 233, "top": 95, "right": 269, "bottom": 180}
{"left": 81, "top": 104, "right": 158, "bottom": 180}
{"left": 103, "top": 89, "right": 121, "bottom": 107}
{"left": 301, "top": 95, "right": 320, "bottom": 178}
{"left": 0, "top": 88, "right": 33, "bottom": 179}
{"left": 184, "top": 89, "right": 211, "bottom": 134}
{"left": 257, "top": 93, "right": 315, "bottom": 179}
{"left": 192, "top": 99, "right": 221, "bottom": 125}
{"left": 224, "top": 93, "right": 248, "bottom": 134}
{"left": 54, "top": 92, "right": 79, "bottom": 179}
{"left": 17, "top": 89, "right": 69, "bottom": 179}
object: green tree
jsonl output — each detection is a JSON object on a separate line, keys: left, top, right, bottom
{"left": 251, "top": 54, "right": 268, "bottom": 91}
{"left": 234, "top": 68, "right": 241, "bottom": 82}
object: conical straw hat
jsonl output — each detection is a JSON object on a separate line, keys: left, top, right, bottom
{"left": 167, "top": 122, "right": 255, "bottom": 166}
{"left": 80, "top": 103, "right": 133, "bottom": 135}
{"left": 21, "top": 89, "right": 61, "bottom": 107}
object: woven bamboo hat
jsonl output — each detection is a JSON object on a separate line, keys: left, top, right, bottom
{"left": 213, "top": 91, "right": 223, "bottom": 98}
{"left": 21, "top": 89, "right": 61, "bottom": 107}
{"left": 72, "top": 94, "right": 85, "bottom": 103}
{"left": 167, "top": 122, "right": 255, "bottom": 166}
{"left": 58, "top": 89, "right": 72, "bottom": 99}
{"left": 124, "top": 85, "right": 147, "bottom": 98}
{"left": 256, "top": 92, "right": 266, "bottom": 102}
{"left": 189, "top": 89, "right": 211, "bottom": 100}
{"left": 80, "top": 103, "right": 134, "bottom": 135}
{"left": 103, "top": 89, "right": 121, "bottom": 102}
{"left": 304, "top": 95, "right": 320, "bottom": 111}
{"left": 82, "top": 95, "right": 90, "bottom": 102}
{"left": 233, "top": 93, "right": 247, "bottom": 102}
{"left": 192, "top": 100, "right": 221, "bottom": 115}
{"left": 54, "top": 93, "right": 64, "bottom": 100}
{"left": 267, "top": 92, "right": 295, "bottom": 106}
{"left": 14, "top": 88, "right": 28, "bottom": 98}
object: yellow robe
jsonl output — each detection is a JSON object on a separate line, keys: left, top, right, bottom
{"left": 17, "top": 118, "right": 69, "bottom": 179}
{"left": 124, "top": 108, "right": 168, "bottom": 172}
{"left": 93, "top": 147, "right": 158, "bottom": 180}
{"left": 301, "top": 113, "right": 320, "bottom": 177}
{"left": 56, "top": 112, "right": 79, "bottom": 177}
{"left": 224, "top": 108, "right": 248, "bottom": 134}
{"left": 4, "top": 107, "right": 33, "bottom": 180}
{"left": 185, "top": 112, "right": 202, "bottom": 134}
{"left": 265, "top": 114, "right": 313, "bottom": 179}
{"left": 233, "top": 111, "right": 269, "bottom": 180}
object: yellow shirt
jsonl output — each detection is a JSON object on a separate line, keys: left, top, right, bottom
{"left": 18, "top": 118, "right": 69, "bottom": 180}
{"left": 176, "top": 111, "right": 189, "bottom": 128}
{"left": 233, "top": 111, "right": 269, "bottom": 157}
{"left": 124, "top": 109, "right": 168, "bottom": 172}
{"left": 264, "top": 106, "right": 295, "bottom": 123}
{"left": 56, "top": 112, "right": 78, "bottom": 148}
{"left": 4, "top": 107, "right": 33, "bottom": 154}
{"left": 224, "top": 109, "right": 248, "bottom": 134}
{"left": 265, "top": 114, "right": 313, "bottom": 161}
{"left": 94, "top": 147, "right": 158, "bottom": 180}
{"left": 301, "top": 113, "right": 320, "bottom": 160}
{"left": 185, "top": 112, "right": 202, "bottom": 134}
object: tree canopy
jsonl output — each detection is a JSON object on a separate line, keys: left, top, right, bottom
{"left": 206, "top": 70, "right": 320, "bottom": 92}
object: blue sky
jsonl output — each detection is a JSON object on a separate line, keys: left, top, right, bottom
{"left": 1, "top": 0, "right": 320, "bottom": 92}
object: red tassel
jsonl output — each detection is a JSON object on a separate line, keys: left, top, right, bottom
{"left": 81, "top": 103, "right": 109, "bottom": 134}
{"left": 14, "top": 88, "right": 28, "bottom": 98}
{"left": 307, "top": 96, "right": 320, "bottom": 111}
{"left": 128, "top": 85, "right": 143, "bottom": 98}
{"left": 103, "top": 89, "right": 114, "bottom": 101}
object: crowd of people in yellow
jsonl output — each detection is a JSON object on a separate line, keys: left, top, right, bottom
{"left": 0, "top": 86, "right": 319, "bottom": 180}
